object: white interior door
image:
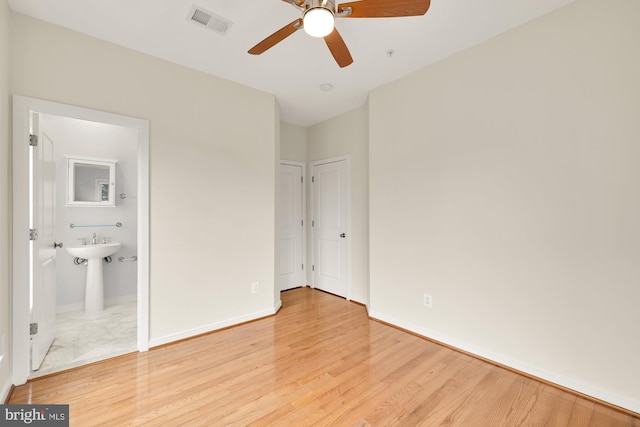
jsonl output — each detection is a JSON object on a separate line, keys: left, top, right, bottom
{"left": 279, "top": 163, "right": 304, "bottom": 291}
{"left": 312, "top": 158, "right": 349, "bottom": 298}
{"left": 30, "top": 113, "right": 57, "bottom": 371}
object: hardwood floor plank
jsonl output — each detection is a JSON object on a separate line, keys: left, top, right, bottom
{"left": 8, "top": 287, "right": 639, "bottom": 426}
{"left": 399, "top": 360, "right": 496, "bottom": 425}
{"left": 479, "top": 375, "right": 547, "bottom": 426}
{"left": 343, "top": 349, "right": 458, "bottom": 425}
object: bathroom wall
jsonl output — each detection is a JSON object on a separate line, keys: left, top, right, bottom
{"left": 42, "top": 114, "right": 138, "bottom": 311}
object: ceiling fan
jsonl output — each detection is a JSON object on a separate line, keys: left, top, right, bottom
{"left": 248, "top": 0, "right": 431, "bottom": 68}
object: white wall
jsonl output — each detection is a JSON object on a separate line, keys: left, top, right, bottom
{"left": 369, "top": 0, "right": 640, "bottom": 412}
{"left": 280, "top": 122, "right": 307, "bottom": 163}
{"left": 42, "top": 114, "right": 138, "bottom": 310}
{"left": 308, "top": 105, "right": 369, "bottom": 304}
{"left": 0, "top": 0, "right": 11, "bottom": 403}
{"left": 9, "top": 12, "right": 278, "bottom": 346}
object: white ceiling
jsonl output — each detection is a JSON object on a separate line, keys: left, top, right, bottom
{"left": 8, "top": 0, "right": 577, "bottom": 127}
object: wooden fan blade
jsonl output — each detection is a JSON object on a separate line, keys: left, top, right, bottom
{"left": 248, "top": 19, "right": 303, "bottom": 55}
{"left": 324, "top": 29, "right": 353, "bottom": 68}
{"left": 339, "top": 0, "right": 430, "bottom": 18}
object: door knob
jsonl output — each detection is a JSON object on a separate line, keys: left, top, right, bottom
{"left": 53, "top": 242, "right": 64, "bottom": 249}
{"left": 340, "top": 233, "right": 346, "bottom": 238}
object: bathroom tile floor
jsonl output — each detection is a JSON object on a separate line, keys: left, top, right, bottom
{"left": 31, "top": 302, "right": 137, "bottom": 378}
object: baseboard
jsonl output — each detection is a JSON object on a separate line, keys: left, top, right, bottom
{"left": 149, "top": 306, "right": 279, "bottom": 348}
{"left": 369, "top": 310, "right": 640, "bottom": 415}
{"left": 56, "top": 294, "right": 137, "bottom": 313}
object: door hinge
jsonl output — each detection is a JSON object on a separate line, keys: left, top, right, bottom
{"left": 312, "top": 220, "right": 315, "bottom": 227}
{"left": 302, "top": 264, "right": 304, "bottom": 270}
{"left": 301, "top": 219, "right": 304, "bottom": 226}
{"left": 29, "top": 134, "right": 38, "bottom": 146}
{"left": 29, "top": 228, "right": 38, "bottom": 241}
{"left": 312, "top": 176, "right": 315, "bottom": 183}
{"left": 30, "top": 323, "right": 38, "bottom": 335}
{"left": 312, "top": 265, "right": 315, "bottom": 271}
{"left": 301, "top": 176, "right": 303, "bottom": 183}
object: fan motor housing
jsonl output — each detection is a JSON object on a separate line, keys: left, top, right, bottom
{"left": 305, "top": 0, "right": 336, "bottom": 12}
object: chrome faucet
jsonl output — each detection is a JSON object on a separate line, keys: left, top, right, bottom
{"left": 91, "top": 233, "right": 97, "bottom": 245}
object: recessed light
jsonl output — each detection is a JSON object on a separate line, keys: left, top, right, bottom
{"left": 320, "top": 83, "right": 333, "bottom": 92}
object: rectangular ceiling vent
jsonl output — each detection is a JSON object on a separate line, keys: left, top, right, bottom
{"left": 187, "top": 5, "right": 233, "bottom": 36}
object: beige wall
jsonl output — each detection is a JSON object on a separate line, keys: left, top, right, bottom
{"left": 369, "top": 0, "right": 640, "bottom": 411}
{"left": 0, "top": 0, "right": 10, "bottom": 401}
{"left": 9, "top": 13, "right": 278, "bottom": 345}
{"left": 308, "top": 105, "right": 369, "bottom": 304}
{"left": 280, "top": 122, "right": 307, "bottom": 163}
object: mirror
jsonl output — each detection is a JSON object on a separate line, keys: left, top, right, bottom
{"left": 67, "top": 156, "right": 118, "bottom": 206}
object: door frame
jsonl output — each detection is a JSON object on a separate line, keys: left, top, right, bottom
{"left": 279, "top": 160, "right": 307, "bottom": 289}
{"left": 310, "top": 155, "right": 351, "bottom": 300}
{"left": 11, "top": 95, "right": 150, "bottom": 385}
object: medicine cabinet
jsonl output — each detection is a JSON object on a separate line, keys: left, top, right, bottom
{"left": 67, "top": 156, "right": 117, "bottom": 207}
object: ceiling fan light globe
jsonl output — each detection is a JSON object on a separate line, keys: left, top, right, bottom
{"left": 303, "top": 8, "right": 335, "bottom": 38}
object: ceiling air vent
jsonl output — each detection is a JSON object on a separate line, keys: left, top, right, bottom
{"left": 187, "top": 5, "right": 233, "bottom": 36}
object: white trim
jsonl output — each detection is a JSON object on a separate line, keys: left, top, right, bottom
{"left": 274, "top": 299, "right": 283, "bottom": 314}
{"left": 309, "top": 155, "right": 352, "bottom": 300}
{"left": 149, "top": 307, "right": 279, "bottom": 348}
{"left": 11, "top": 95, "right": 150, "bottom": 385}
{"left": 279, "top": 160, "right": 308, "bottom": 287}
{"left": 11, "top": 97, "right": 30, "bottom": 386}
{"left": 137, "top": 112, "right": 150, "bottom": 353}
{"left": 369, "top": 310, "right": 640, "bottom": 414}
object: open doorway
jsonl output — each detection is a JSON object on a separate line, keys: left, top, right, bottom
{"left": 12, "top": 96, "right": 149, "bottom": 384}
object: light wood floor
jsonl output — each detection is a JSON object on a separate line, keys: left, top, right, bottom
{"left": 9, "top": 287, "right": 639, "bottom": 426}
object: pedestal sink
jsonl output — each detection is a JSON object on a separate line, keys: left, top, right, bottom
{"left": 66, "top": 242, "right": 121, "bottom": 313}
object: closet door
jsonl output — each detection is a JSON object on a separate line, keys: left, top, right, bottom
{"left": 279, "top": 163, "right": 304, "bottom": 291}
{"left": 312, "top": 157, "right": 349, "bottom": 298}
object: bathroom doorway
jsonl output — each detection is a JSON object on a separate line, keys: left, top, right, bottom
{"left": 12, "top": 96, "right": 150, "bottom": 384}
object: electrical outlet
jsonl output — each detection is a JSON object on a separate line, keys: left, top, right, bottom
{"left": 423, "top": 293, "right": 433, "bottom": 308}
{"left": 251, "top": 281, "right": 260, "bottom": 294}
